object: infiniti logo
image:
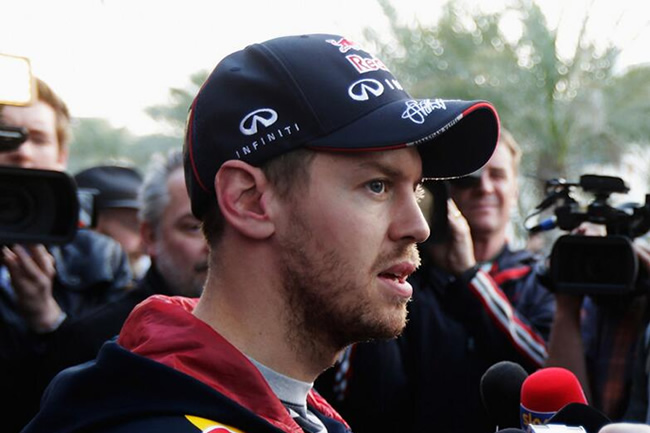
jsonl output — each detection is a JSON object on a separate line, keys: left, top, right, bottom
{"left": 239, "top": 108, "right": 278, "bottom": 136}
{"left": 348, "top": 78, "right": 384, "bottom": 101}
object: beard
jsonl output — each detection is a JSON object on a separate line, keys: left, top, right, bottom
{"left": 154, "top": 246, "right": 208, "bottom": 298}
{"left": 277, "top": 208, "right": 419, "bottom": 355}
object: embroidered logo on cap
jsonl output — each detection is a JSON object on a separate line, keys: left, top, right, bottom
{"left": 239, "top": 108, "right": 278, "bottom": 136}
{"left": 402, "top": 99, "right": 448, "bottom": 124}
{"left": 325, "top": 37, "right": 362, "bottom": 53}
{"left": 348, "top": 78, "right": 385, "bottom": 101}
{"left": 345, "top": 54, "right": 389, "bottom": 74}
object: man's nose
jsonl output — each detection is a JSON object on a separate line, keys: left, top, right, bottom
{"left": 2, "top": 142, "right": 33, "bottom": 168}
{"left": 390, "top": 193, "right": 430, "bottom": 244}
{"left": 478, "top": 173, "right": 495, "bottom": 193}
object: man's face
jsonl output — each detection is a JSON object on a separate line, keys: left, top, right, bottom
{"left": 0, "top": 101, "right": 67, "bottom": 170}
{"left": 95, "top": 208, "right": 144, "bottom": 271}
{"left": 145, "top": 167, "right": 208, "bottom": 297}
{"left": 449, "top": 142, "right": 518, "bottom": 238}
{"left": 274, "top": 147, "right": 430, "bottom": 348}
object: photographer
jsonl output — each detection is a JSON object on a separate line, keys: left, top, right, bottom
{"left": 546, "top": 224, "right": 650, "bottom": 421}
{"left": 0, "top": 78, "right": 133, "bottom": 432}
{"left": 315, "top": 129, "right": 555, "bottom": 433}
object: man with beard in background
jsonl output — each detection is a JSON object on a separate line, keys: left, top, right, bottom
{"left": 138, "top": 149, "right": 209, "bottom": 298}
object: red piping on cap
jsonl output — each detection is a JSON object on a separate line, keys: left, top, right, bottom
{"left": 186, "top": 99, "right": 211, "bottom": 194}
{"left": 462, "top": 101, "right": 501, "bottom": 136}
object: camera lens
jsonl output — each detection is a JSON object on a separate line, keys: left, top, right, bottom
{"left": 0, "top": 184, "right": 35, "bottom": 228}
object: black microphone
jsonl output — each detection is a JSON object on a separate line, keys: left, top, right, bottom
{"left": 545, "top": 402, "right": 611, "bottom": 433}
{"left": 480, "top": 360, "right": 529, "bottom": 430}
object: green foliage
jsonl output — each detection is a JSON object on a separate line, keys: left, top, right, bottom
{"left": 67, "top": 118, "right": 181, "bottom": 175}
{"left": 67, "top": 71, "right": 205, "bottom": 174}
{"left": 145, "top": 70, "right": 209, "bottom": 132}
{"left": 67, "top": 118, "right": 135, "bottom": 173}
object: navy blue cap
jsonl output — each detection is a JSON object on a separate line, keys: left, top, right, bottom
{"left": 184, "top": 33, "right": 500, "bottom": 218}
{"left": 74, "top": 165, "right": 143, "bottom": 209}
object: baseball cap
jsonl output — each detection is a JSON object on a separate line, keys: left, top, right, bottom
{"left": 74, "top": 165, "right": 143, "bottom": 209}
{"left": 184, "top": 33, "right": 500, "bottom": 218}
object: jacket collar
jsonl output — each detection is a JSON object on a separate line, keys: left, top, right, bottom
{"left": 118, "top": 295, "right": 347, "bottom": 432}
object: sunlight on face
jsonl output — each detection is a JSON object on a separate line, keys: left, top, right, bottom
{"left": 274, "top": 148, "right": 428, "bottom": 349}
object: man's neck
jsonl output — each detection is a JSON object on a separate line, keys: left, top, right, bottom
{"left": 472, "top": 230, "right": 507, "bottom": 263}
{"left": 193, "top": 264, "right": 339, "bottom": 383}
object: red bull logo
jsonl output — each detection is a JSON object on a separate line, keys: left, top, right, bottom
{"left": 326, "top": 37, "right": 362, "bottom": 53}
{"left": 345, "top": 54, "right": 389, "bottom": 74}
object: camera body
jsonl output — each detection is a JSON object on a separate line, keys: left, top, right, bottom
{"left": 531, "top": 174, "right": 650, "bottom": 296}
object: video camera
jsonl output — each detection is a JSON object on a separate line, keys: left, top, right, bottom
{"left": 423, "top": 170, "right": 485, "bottom": 244}
{"left": 527, "top": 174, "right": 650, "bottom": 296}
{"left": 0, "top": 53, "right": 80, "bottom": 245}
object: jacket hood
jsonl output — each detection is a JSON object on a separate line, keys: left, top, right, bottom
{"left": 23, "top": 295, "right": 346, "bottom": 433}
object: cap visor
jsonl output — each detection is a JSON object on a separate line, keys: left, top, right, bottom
{"left": 98, "top": 199, "right": 140, "bottom": 209}
{"left": 308, "top": 99, "right": 499, "bottom": 179}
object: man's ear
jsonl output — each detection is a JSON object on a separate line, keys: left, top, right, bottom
{"left": 140, "top": 221, "right": 157, "bottom": 257}
{"left": 215, "top": 160, "right": 275, "bottom": 239}
{"left": 56, "top": 142, "right": 70, "bottom": 171}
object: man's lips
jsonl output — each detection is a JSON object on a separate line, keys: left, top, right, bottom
{"left": 465, "top": 202, "right": 499, "bottom": 213}
{"left": 378, "top": 262, "right": 417, "bottom": 284}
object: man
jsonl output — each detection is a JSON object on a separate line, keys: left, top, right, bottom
{"left": 0, "top": 78, "right": 132, "bottom": 432}
{"left": 74, "top": 164, "right": 149, "bottom": 278}
{"left": 138, "top": 149, "right": 208, "bottom": 297}
{"left": 316, "top": 129, "right": 555, "bottom": 433}
{"left": 23, "top": 34, "right": 498, "bottom": 433}
{"left": 0, "top": 79, "right": 132, "bottom": 330}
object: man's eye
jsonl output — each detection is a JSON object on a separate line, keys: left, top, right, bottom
{"left": 30, "top": 133, "right": 48, "bottom": 144}
{"left": 367, "top": 180, "right": 386, "bottom": 194}
{"left": 182, "top": 224, "right": 201, "bottom": 233}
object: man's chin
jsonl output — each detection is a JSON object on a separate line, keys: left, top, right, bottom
{"left": 362, "top": 309, "right": 408, "bottom": 341}
{"left": 467, "top": 218, "right": 500, "bottom": 234}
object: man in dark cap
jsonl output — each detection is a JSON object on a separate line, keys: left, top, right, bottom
{"left": 74, "top": 164, "right": 149, "bottom": 278}
{"left": 23, "top": 33, "right": 499, "bottom": 433}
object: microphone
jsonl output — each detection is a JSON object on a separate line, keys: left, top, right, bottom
{"left": 598, "top": 423, "right": 650, "bottom": 433}
{"left": 545, "top": 402, "right": 611, "bottom": 433}
{"left": 520, "top": 367, "right": 588, "bottom": 429}
{"left": 480, "top": 360, "right": 529, "bottom": 429}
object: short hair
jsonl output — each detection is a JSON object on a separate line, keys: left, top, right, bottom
{"left": 138, "top": 149, "right": 184, "bottom": 232}
{"left": 498, "top": 127, "right": 522, "bottom": 174}
{"left": 201, "top": 148, "right": 317, "bottom": 246}
{"left": 35, "top": 78, "right": 71, "bottom": 148}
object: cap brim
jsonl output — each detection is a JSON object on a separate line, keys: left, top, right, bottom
{"left": 97, "top": 199, "right": 140, "bottom": 210}
{"left": 308, "top": 99, "right": 499, "bottom": 179}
